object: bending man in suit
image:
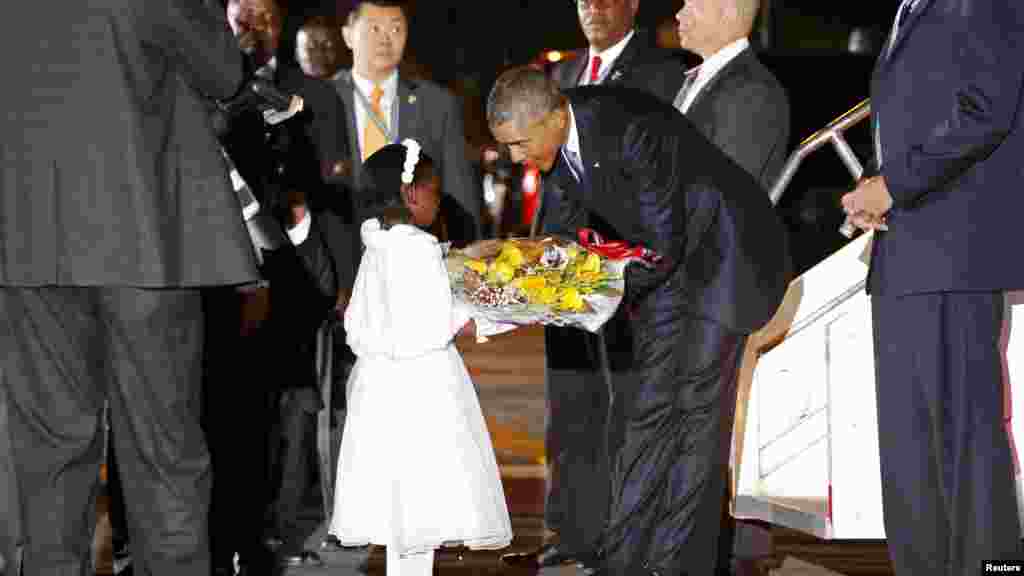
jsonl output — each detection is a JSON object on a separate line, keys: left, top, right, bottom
{"left": 0, "top": 1, "right": 257, "bottom": 575}
{"left": 506, "top": 0, "right": 686, "bottom": 570}
{"left": 334, "top": 0, "right": 481, "bottom": 246}
{"left": 841, "top": 1, "right": 1024, "bottom": 573}
{"left": 488, "top": 67, "right": 790, "bottom": 576}
{"left": 675, "top": 1, "right": 789, "bottom": 572}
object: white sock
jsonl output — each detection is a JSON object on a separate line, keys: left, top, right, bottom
{"left": 385, "top": 547, "right": 435, "bottom": 576}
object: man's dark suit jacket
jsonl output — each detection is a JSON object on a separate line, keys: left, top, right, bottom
{"left": 868, "top": 0, "right": 1024, "bottom": 296}
{"left": 554, "top": 87, "right": 790, "bottom": 334}
{"left": 219, "top": 63, "right": 357, "bottom": 294}
{"left": 0, "top": 0, "right": 258, "bottom": 288}
{"left": 541, "top": 29, "right": 685, "bottom": 236}
{"left": 684, "top": 47, "right": 790, "bottom": 191}
{"left": 552, "top": 29, "right": 685, "bottom": 104}
{"left": 332, "top": 69, "right": 481, "bottom": 244}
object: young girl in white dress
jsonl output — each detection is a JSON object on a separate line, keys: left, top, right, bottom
{"left": 328, "top": 140, "right": 513, "bottom": 575}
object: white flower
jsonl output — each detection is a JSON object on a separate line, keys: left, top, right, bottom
{"left": 401, "top": 138, "right": 421, "bottom": 184}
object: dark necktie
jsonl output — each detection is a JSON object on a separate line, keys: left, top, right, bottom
{"left": 589, "top": 55, "right": 602, "bottom": 84}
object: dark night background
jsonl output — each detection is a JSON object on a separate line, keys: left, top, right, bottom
{"left": 274, "top": 0, "right": 902, "bottom": 274}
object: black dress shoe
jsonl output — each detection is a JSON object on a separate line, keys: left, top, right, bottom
{"left": 500, "top": 543, "right": 576, "bottom": 567}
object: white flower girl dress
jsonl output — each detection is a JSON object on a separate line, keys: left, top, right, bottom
{"left": 328, "top": 218, "right": 513, "bottom": 564}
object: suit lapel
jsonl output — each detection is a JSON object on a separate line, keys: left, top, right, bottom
{"left": 687, "top": 47, "right": 752, "bottom": 113}
{"left": 884, "top": 0, "right": 933, "bottom": 67}
{"left": 604, "top": 29, "right": 644, "bottom": 85}
{"left": 570, "top": 99, "right": 600, "bottom": 198}
{"left": 333, "top": 70, "right": 363, "bottom": 185}
{"left": 397, "top": 76, "right": 419, "bottom": 143}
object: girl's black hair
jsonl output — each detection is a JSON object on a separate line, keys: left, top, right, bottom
{"left": 359, "top": 142, "right": 434, "bottom": 228}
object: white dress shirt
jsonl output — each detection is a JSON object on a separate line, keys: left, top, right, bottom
{"left": 579, "top": 29, "right": 636, "bottom": 86}
{"left": 675, "top": 37, "right": 750, "bottom": 114}
{"left": 351, "top": 69, "right": 399, "bottom": 155}
{"left": 562, "top": 104, "right": 584, "bottom": 182}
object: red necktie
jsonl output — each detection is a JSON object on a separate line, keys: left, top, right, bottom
{"left": 589, "top": 55, "right": 602, "bottom": 84}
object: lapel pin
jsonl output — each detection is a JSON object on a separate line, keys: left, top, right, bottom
{"left": 593, "top": 162, "right": 601, "bottom": 168}
{"left": 408, "top": 94, "right": 417, "bottom": 104}
{"left": 611, "top": 70, "right": 623, "bottom": 81}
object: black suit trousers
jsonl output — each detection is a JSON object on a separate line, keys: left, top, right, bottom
{"left": 0, "top": 286, "right": 208, "bottom": 576}
{"left": 201, "top": 288, "right": 275, "bottom": 568}
{"left": 871, "top": 292, "right": 1021, "bottom": 575}
{"left": 543, "top": 324, "right": 609, "bottom": 553}
{"left": 603, "top": 275, "right": 746, "bottom": 576}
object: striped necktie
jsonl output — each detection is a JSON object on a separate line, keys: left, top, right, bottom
{"left": 362, "top": 84, "right": 388, "bottom": 161}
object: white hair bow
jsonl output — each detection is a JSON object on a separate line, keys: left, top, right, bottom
{"left": 401, "top": 138, "right": 422, "bottom": 184}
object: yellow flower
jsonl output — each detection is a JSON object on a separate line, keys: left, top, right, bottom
{"left": 580, "top": 252, "right": 602, "bottom": 274}
{"left": 558, "top": 287, "right": 584, "bottom": 311}
{"left": 497, "top": 244, "right": 524, "bottom": 267}
{"left": 464, "top": 259, "right": 487, "bottom": 274}
{"left": 536, "top": 286, "right": 559, "bottom": 305}
{"left": 513, "top": 275, "right": 546, "bottom": 291}
{"left": 487, "top": 261, "right": 515, "bottom": 284}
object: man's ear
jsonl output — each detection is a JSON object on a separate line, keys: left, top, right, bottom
{"left": 341, "top": 23, "right": 355, "bottom": 50}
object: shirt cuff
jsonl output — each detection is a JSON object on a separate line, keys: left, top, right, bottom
{"left": 286, "top": 211, "right": 312, "bottom": 245}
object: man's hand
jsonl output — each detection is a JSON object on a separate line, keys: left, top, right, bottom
{"left": 841, "top": 175, "right": 893, "bottom": 232}
{"left": 461, "top": 238, "right": 503, "bottom": 258}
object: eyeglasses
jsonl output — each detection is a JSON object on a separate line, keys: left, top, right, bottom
{"left": 573, "top": 0, "right": 616, "bottom": 8}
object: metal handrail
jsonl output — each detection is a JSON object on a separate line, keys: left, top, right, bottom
{"left": 769, "top": 99, "right": 872, "bottom": 206}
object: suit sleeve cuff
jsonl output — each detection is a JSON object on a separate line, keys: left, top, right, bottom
{"left": 286, "top": 211, "right": 312, "bottom": 245}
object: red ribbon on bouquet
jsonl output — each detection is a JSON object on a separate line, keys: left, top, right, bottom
{"left": 576, "top": 228, "right": 662, "bottom": 268}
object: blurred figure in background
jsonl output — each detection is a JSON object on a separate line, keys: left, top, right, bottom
{"left": 296, "top": 15, "right": 349, "bottom": 80}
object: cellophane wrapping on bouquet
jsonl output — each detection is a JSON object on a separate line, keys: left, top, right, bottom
{"left": 445, "top": 236, "right": 627, "bottom": 334}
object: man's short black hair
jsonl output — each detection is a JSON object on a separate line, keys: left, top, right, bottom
{"left": 345, "top": 0, "right": 408, "bottom": 26}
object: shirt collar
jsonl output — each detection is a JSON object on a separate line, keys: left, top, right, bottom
{"left": 587, "top": 28, "right": 636, "bottom": 79}
{"left": 690, "top": 37, "right": 749, "bottom": 82}
{"left": 352, "top": 69, "right": 399, "bottom": 105}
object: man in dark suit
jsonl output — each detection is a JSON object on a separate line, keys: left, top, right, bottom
{"left": 841, "top": 1, "right": 1024, "bottom": 573}
{"left": 488, "top": 67, "right": 790, "bottom": 576}
{"left": 505, "top": 1, "right": 686, "bottom": 569}
{"left": 209, "top": 0, "right": 354, "bottom": 570}
{"left": 675, "top": 1, "right": 789, "bottom": 573}
{"left": 333, "top": 0, "right": 481, "bottom": 246}
{"left": 674, "top": 0, "right": 789, "bottom": 191}
{"left": 0, "top": 1, "right": 256, "bottom": 575}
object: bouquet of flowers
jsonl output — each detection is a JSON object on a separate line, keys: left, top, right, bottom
{"left": 446, "top": 235, "right": 628, "bottom": 333}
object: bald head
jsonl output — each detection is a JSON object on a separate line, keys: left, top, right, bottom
{"left": 676, "top": 0, "right": 759, "bottom": 59}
